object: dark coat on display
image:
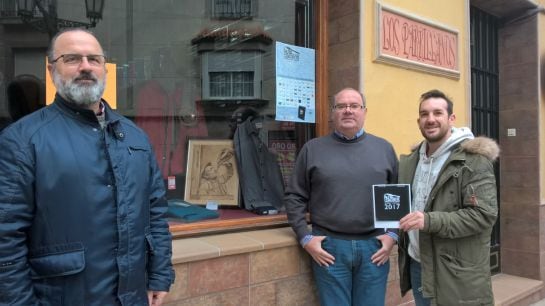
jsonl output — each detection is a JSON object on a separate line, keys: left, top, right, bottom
{"left": 234, "top": 117, "right": 285, "bottom": 211}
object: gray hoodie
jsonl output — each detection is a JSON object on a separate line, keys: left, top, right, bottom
{"left": 408, "top": 127, "right": 474, "bottom": 262}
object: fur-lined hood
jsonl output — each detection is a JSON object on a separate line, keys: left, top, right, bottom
{"left": 460, "top": 136, "right": 500, "bottom": 161}
{"left": 410, "top": 136, "right": 500, "bottom": 162}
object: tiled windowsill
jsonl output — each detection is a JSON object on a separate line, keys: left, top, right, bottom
{"left": 171, "top": 226, "right": 298, "bottom": 264}
{"left": 169, "top": 211, "right": 289, "bottom": 238}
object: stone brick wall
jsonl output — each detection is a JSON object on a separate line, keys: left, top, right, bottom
{"left": 164, "top": 227, "right": 414, "bottom": 306}
{"left": 164, "top": 244, "right": 318, "bottom": 305}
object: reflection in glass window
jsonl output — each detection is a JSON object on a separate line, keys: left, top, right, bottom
{"left": 202, "top": 51, "right": 262, "bottom": 100}
{"left": 212, "top": 0, "right": 254, "bottom": 19}
{"left": 0, "top": 0, "right": 316, "bottom": 213}
{"left": 210, "top": 71, "right": 254, "bottom": 98}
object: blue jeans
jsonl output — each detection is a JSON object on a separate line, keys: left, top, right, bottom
{"left": 311, "top": 234, "right": 389, "bottom": 306}
{"left": 410, "top": 258, "right": 431, "bottom": 306}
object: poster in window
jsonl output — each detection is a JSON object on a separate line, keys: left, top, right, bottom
{"left": 268, "top": 128, "right": 296, "bottom": 187}
{"left": 275, "top": 41, "right": 316, "bottom": 123}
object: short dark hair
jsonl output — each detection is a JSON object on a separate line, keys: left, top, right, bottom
{"left": 47, "top": 28, "right": 103, "bottom": 62}
{"left": 333, "top": 88, "right": 366, "bottom": 108}
{"left": 419, "top": 89, "right": 453, "bottom": 115}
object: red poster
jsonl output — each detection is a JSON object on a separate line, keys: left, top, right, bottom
{"left": 268, "top": 139, "right": 296, "bottom": 187}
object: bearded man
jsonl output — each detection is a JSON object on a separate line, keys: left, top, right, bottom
{"left": 0, "top": 28, "right": 174, "bottom": 306}
{"left": 398, "top": 89, "right": 499, "bottom": 306}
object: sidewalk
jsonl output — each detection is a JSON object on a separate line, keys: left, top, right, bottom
{"left": 492, "top": 274, "right": 543, "bottom": 305}
{"left": 531, "top": 300, "right": 545, "bottom": 306}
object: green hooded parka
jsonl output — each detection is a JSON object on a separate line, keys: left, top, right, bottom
{"left": 398, "top": 136, "right": 499, "bottom": 306}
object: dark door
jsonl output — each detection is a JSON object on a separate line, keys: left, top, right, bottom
{"left": 470, "top": 6, "right": 500, "bottom": 274}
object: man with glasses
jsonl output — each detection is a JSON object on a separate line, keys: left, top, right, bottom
{"left": 285, "top": 87, "right": 398, "bottom": 305}
{"left": 0, "top": 28, "right": 174, "bottom": 305}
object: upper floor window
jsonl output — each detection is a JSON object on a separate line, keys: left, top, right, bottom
{"left": 212, "top": 0, "right": 254, "bottom": 19}
{"left": 210, "top": 71, "right": 254, "bottom": 97}
{"left": 202, "top": 51, "right": 262, "bottom": 100}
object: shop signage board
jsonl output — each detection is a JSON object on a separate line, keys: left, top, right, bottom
{"left": 375, "top": 2, "right": 460, "bottom": 79}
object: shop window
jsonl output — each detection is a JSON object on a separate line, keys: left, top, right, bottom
{"left": 0, "top": 0, "right": 317, "bottom": 237}
{"left": 202, "top": 51, "right": 262, "bottom": 100}
{"left": 212, "top": 0, "right": 254, "bottom": 19}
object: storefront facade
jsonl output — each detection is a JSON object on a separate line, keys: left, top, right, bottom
{"left": 1, "top": 0, "right": 544, "bottom": 305}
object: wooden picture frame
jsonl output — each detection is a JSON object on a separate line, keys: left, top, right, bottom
{"left": 184, "top": 139, "right": 239, "bottom": 206}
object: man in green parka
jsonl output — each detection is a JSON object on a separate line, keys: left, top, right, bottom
{"left": 398, "top": 89, "right": 499, "bottom": 306}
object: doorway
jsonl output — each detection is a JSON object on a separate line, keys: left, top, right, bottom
{"left": 470, "top": 5, "right": 500, "bottom": 274}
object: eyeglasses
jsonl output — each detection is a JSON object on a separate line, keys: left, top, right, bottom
{"left": 333, "top": 104, "right": 364, "bottom": 111}
{"left": 50, "top": 54, "right": 106, "bottom": 66}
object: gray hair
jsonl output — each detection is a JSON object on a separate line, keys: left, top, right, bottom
{"left": 47, "top": 28, "right": 105, "bottom": 62}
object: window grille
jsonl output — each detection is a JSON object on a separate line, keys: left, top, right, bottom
{"left": 212, "top": 0, "right": 253, "bottom": 19}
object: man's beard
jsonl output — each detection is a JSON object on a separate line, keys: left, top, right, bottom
{"left": 52, "top": 70, "right": 105, "bottom": 107}
{"left": 420, "top": 124, "right": 449, "bottom": 143}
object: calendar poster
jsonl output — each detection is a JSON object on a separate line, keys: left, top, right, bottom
{"left": 275, "top": 42, "right": 316, "bottom": 123}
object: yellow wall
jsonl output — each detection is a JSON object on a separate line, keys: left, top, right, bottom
{"left": 361, "top": 0, "right": 469, "bottom": 155}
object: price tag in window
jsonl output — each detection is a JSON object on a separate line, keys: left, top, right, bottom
{"left": 167, "top": 176, "right": 176, "bottom": 190}
{"left": 206, "top": 201, "right": 219, "bottom": 210}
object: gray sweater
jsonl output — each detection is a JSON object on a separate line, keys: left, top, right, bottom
{"left": 285, "top": 132, "right": 398, "bottom": 241}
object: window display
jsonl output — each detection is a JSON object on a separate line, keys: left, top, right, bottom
{"left": 0, "top": 0, "right": 316, "bottom": 216}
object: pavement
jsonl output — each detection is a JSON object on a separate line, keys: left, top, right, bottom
{"left": 531, "top": 299, "right": 545, "bottom": 306}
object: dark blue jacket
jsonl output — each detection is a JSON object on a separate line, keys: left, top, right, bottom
{"left": 0, "top": 95, "right": 174, "bottom": 305}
